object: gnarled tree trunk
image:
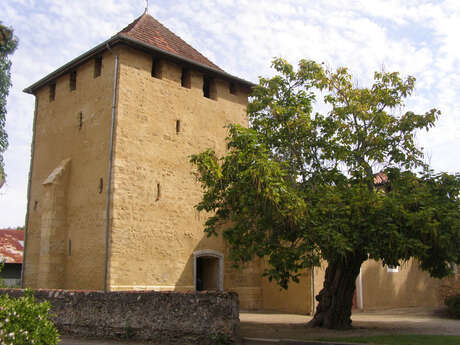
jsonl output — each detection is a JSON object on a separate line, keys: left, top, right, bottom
{"left": 308, "top": 254, "right": 366, "bottom": 329}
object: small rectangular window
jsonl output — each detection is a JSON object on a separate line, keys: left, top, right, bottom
{"left": 203, "top": 76, "right": 211, "bottom": 98}
{"left": 70, "top": 70, "right": 77, "bottom": 91}
{"left": 94, "top": 56, "right": 102, "bottom": 78}
{"left": 203, "top": 76, "right": 217, "bottom": 100}
{"left": 78, "top": 112, "right": 83, "bottom": 129}
{"left": 156, "top": 183, "right": 161, "bottom": 201}
{"left": 229, "top": 82, "right": 237, "bottom": 95}
{"left": 49, "top": 82, "right": 56, "bottom": 102}
{"left": 181, "top": 68, "right": 191, "bottom": 88}
{"left": 68, "top": 239, "right": 72, "bottom": 256}
{"left": 176, "top": 120, "right": 181, "bottom": 134}
{"left": 151, "top": 57, "right": 161, "bottom": 78}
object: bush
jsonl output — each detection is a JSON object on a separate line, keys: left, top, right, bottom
{"left": 445, "top": 294, "right": 460, "bottom": 319}
{"left": 0, "top": 289, "right": 60, "bottom": 345}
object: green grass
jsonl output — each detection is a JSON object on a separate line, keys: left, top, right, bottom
{"left": 318, "top": 334, "right": 460, "bottom": 345}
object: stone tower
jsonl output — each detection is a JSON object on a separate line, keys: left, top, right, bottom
{"left": 22, "top": 13, "right": 315, "bottom": 312}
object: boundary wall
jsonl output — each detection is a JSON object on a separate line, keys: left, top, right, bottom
{"left": 0, "top": 289, "right": 240, "bottom": 344}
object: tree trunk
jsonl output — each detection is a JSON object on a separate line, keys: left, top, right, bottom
{"left": 308, "top": 254, "right": 365, "bottom": 329}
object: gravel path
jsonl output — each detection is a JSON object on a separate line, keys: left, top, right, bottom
{"left": 240, "top": 307, "right": 460, "bottom": 341}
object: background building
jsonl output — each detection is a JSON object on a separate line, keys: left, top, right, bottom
{"left": 0, "top": 228, "right": 24, "bottom": 287}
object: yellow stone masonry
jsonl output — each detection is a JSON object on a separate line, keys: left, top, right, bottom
{"left": 24, "top": 50, "right": 114, "bottom": 290}
{"left": 24, "top": 44, "right": 267, "bottom": 310}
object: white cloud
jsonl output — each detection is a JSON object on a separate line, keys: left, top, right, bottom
{"left": 0, "top": 0, "right": 459, "bottom": 226}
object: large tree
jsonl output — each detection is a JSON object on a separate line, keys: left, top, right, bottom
{"left": 191, "top": 59, "right": 460, "bottom": 329}
{"left": 0, "top": 22, "right": 18, "bottom": 188}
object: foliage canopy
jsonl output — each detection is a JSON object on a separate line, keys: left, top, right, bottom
{"left": 0, "top": 22, "right": 18, "bottom": 188}
{"left": 191, "top": 58, "right": 460, "bottom": 328}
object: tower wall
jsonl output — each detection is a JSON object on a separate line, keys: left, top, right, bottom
{"left": 108, "top": 45, "right": 264, "bottom": 308}
{"left": 24, "top": 51, "right": 115, "bottom": 290}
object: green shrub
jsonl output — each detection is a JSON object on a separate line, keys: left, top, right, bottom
{"left": 0, "top": 289, "right": 60, "bottom": 345}
{"left": 445, "top": 294, "right": 460, "bottom": 319}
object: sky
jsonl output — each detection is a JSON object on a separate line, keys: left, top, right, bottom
{"left": 0, "top": 0, "right": 459, "bottom": 227}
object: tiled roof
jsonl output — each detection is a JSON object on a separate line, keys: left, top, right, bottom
{"left": 0, "top": 229, "right": 24, "bottom": 264}
{"left": 119, "top": 13, "right": 223, "bottom": 71}
{"left": 373, "top": 172, "right": 389, "bottom": 186}
{"left": 24, "top": 12, "right": 253, "bottom": 95}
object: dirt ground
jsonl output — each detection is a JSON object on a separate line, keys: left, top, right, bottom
{"left": 240, "top": 307, "right": 460, "bottom": 341}
{"left": 59, "top": 307, "right": 460, "bottom": 344}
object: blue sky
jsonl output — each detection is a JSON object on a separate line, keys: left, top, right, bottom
{"left": 1, "top": 0, "right": 459, "bottom": 227}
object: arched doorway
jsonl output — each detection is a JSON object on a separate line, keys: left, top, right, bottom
{"left": 193, "top": 250, "right": 223, "bottom": 291}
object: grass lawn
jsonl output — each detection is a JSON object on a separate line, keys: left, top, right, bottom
{"left": 319, "top": 334, "right": 460, "bottom": 345}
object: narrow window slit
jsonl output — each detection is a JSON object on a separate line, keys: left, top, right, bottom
{"left": 70, "top": 70, "right": 77, "bottom": 91}
{"left": 99, "top": 178, "right": 103, "bottom": 194}
{"left": 181, "top": 68, "right": 191, "bottom": 88}
{"left": 33, "top": 201, "right": 38, "bottom": 210}
{"left": 94, "top": 56, "right": 102, "bottom": 78}
{"left": 49, "top": 82, "right": 56, "bottom": 102}
{"left": 156, "top": 183, "right": 161, "bottom": 201}
{"left": 176, "top": 120, "right": 181, "bottom": 134}
{"left": 78, "top": 112, "right": 83, "bottom": 130}
{"left": 68, "top": 239, "right": 72, "bottom": 256}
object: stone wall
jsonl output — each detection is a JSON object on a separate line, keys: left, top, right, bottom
{"left": 108, "top": 45, "right": 263, "bottom": 309}
{"left": 0, "top": 289, "right": 240, "bottom": 345}
{"left": 24, "top": 40, "right": 270, "bottom": 312}
{"left": 313, "top": 259, "right": 445, "bottom": 312}
{"left": 24, "top": 50, "right": 115, "bottom": 290}
{"left": 360, "top": 258, "right": 443, "bottom": 309}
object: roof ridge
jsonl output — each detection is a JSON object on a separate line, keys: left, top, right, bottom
{"left": 119, "top": 13, "right": 145, "bottom": 34}
{"left": 24, "top": 13, "right": 254, "bottom": 94}
{"left": 144, "top": 14, "right": 222, "bottom": 71}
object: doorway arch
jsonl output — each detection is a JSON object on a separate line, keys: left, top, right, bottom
{"left": 193, "top": 249, "right": 224, "bottom": 291}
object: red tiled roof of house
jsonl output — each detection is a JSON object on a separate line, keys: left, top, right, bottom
{"left": 119, "top": 13, "right": 223, "bottom": 71}
{"left": 0, "top": 229, "right": 24, "bottom": 264}
{"left": 373, "top": 172, "right": 389, "bottom": 186}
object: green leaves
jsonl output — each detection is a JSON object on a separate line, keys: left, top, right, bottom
{"left": 0, "top": 290, "right": 60, "bottom": 345}
{"left": 0, "top": 22, "right": 18, "bottom": 188}
{"left": 191, "top": 58, "right": 460, "bottom": 289}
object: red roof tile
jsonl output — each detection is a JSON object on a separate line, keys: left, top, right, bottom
{"left": 374, "top": 172, "right": 389, "bottom": 186}
{"left": 0, "top": 229, "right": 24, "bottom": 264}
{"left": 24, "top": 12, "right": 253, "bottom": 95}
{"left": 119, "top": 13, "right": 222, "bottom": 71}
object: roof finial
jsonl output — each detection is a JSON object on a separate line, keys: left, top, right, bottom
{"left": 144, "top": 0, "right": 149, "bottom": 14}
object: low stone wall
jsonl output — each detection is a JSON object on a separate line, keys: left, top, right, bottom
{"left": 0, "top": 289, "right": 240, "bottom": 344}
